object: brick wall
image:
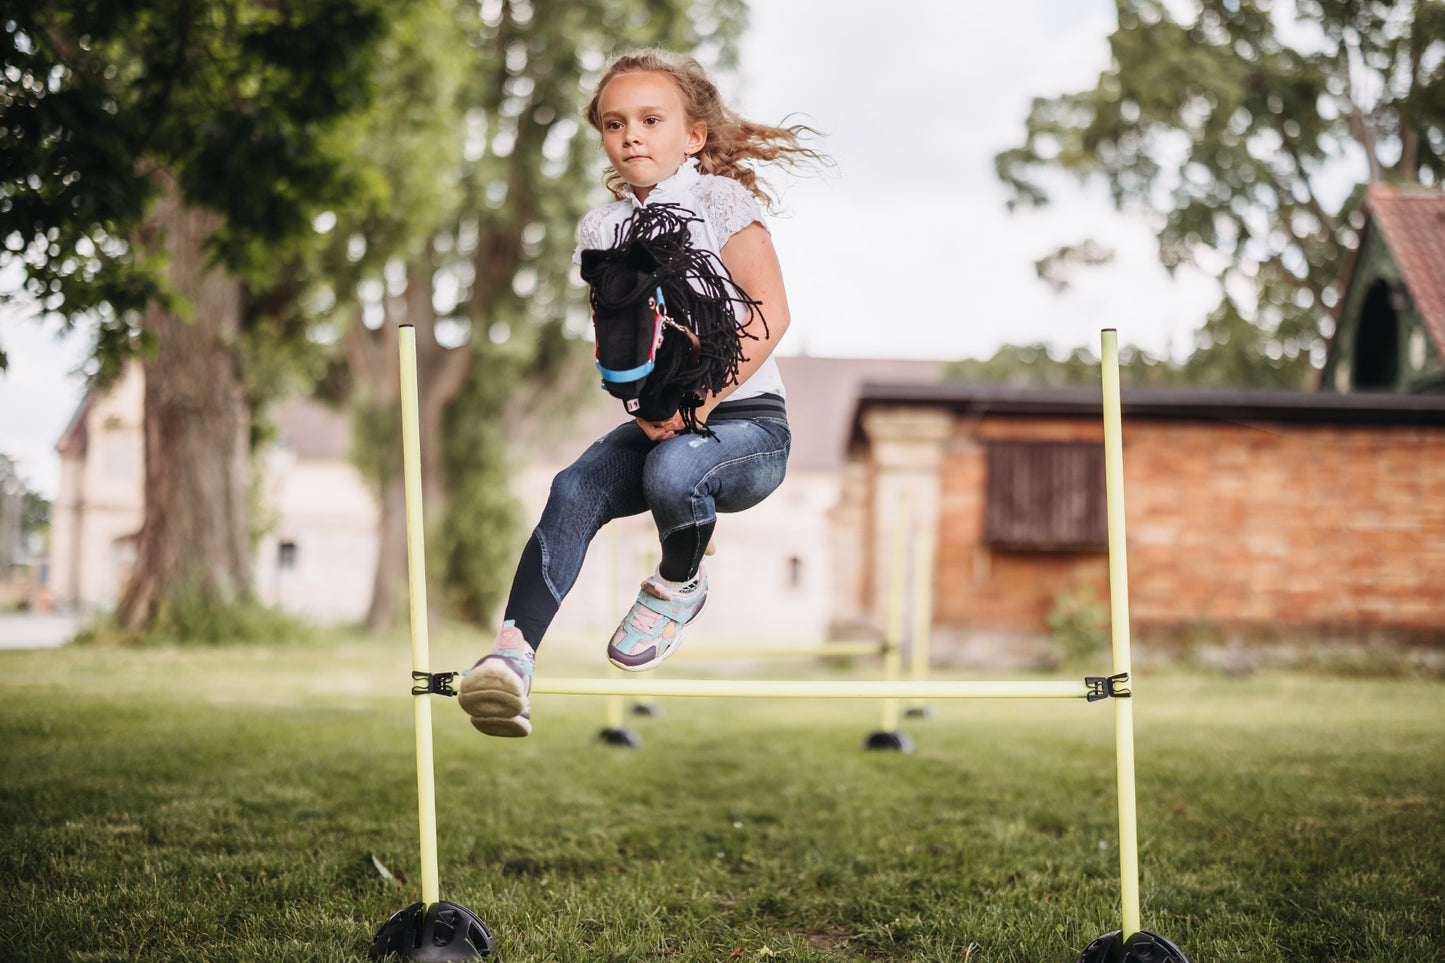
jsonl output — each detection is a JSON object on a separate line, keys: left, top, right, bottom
{"left": 934, "top": 415, "right": 1445, "bottom": 641}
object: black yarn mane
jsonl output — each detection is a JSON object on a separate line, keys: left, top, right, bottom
{"left": 579, "top": 203, "right": 766, "bottom": 437}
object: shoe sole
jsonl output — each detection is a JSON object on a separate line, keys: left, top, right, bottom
{"left": 458, "top": 660, "right": 532, "bottom": 737}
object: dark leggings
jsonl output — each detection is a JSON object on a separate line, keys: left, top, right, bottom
{"left": 498, "top": 407, "right": 790, "bottom": 651}
{"left": 503, "top": 519, "right": 714, "bottom": 647}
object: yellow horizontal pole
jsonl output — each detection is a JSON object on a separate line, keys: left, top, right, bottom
{"left": 532, "top": 677, "right": 1092, "bottom": 700}
{"left": 670, "top": 642, "right": 884, "bottom": 660}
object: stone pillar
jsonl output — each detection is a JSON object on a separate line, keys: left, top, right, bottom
{"left": 859, "top": 406, "right": 953, "bottom": 636}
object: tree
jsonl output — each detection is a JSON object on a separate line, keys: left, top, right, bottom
{"left": 943, "top": 340, "right": 1191, "bottom": 387}
{"left": 0, "top": 453, "right": 48, "bottom": 579}
{"left": 2, "top": 1, "right": 393, "bottom": 634}
{"left": 996, "top": 0, "right": 1445, "bottom": 387}
{"left": 5, "top": 0, "right": 753, "bottom": 635}
{"left": 310, "top": 0, "right": 750, "bottom": 629}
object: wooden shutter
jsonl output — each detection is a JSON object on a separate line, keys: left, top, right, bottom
{"left": 984, "top": 441, "right": 1106, "bottom": 550}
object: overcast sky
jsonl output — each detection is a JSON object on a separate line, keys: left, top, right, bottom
{"left": 734, "top": 0, "right": 1218, "bottom": 361}
{"left": 1, "top": 0, "right": 1220, "bottom": 499}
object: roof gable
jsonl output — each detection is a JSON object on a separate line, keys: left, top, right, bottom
{"left": 1361, "top": 183, "right": 1445, "bottom": 355}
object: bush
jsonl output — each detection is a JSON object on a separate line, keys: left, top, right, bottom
{"left": 1048, "top": 586, "right": 1107, "bottom": 666}
{"left": 73, "top": 589, "right": 314, "bottom": 647}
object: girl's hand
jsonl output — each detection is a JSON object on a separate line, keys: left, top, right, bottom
{"left": 638, "top": 413, "right": 689, "bottom": 442}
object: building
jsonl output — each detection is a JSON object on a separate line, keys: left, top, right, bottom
{"left": 1321, "top": 182, "right": 1445, "bottom": 394}
{"left": 844, "top": 383, "right": 1445, "bottom": 667}
{"left": 49, "top": 363, "right": 147, "bottom": 614}
{"left": 49, "top": 368, "right": 379, "bottom": 623}
{"left": 841, "top": 185, "right": 1445, "bottom": 668}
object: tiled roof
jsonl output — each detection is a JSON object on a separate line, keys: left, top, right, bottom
{"left": 1363, "top": 182, "right": 1445, "bottom": 355}
{"left": 275, "top": 398, "right": 351, "bottom": 460}
{"left": 853, "top": 381, "right": 1445, "bottom": 427}
{"left": 775, "top": 356, "right": 944, "bottom": 469}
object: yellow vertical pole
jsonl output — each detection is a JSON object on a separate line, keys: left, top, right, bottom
{"left": 907, "top": 534, "right": 933, "bottom": 712}
{"left": 880, "top": 494, "right": 908, "bottom": 732}
{"left": 399, "top": 324, "right": 441, "bottom": 908}
{"left": 606, "top": 672, "right": 627, "bottom": 730}
{"left": 1101, "top": 328, "right": 1141, "bottom": 940}
{"left": 606, "top": 525, "right": 626, "bottom": 729}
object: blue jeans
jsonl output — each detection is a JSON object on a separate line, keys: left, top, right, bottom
{"left": 502, "top": 407, "right": 791, "bottom": 649}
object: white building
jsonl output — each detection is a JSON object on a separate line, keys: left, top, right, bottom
{"left": 49, "top": 366, "right": 378, "bottom": 623}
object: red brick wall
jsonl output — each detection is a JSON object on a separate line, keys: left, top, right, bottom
{"left": 934, "top": 415, "right": 1445, "bottom": 639}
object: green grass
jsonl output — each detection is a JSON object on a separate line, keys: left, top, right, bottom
{"left": 1, "top": 629, "right": 1442, "bottom": 962}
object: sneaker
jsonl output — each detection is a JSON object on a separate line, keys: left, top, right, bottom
{"left": 607, "top": 569, "right": 708, "bottom": 671}
{"left": 458, "top": 622, "right": 535, "bottom": 737}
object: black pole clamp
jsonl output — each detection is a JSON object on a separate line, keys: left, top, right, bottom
{"left": 1084, "top": 672, "right": 1131, "bottom": 702}
{"left": 412, "top": 670, "right": 459, "bottom": 697}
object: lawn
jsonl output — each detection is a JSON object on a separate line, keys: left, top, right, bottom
{"left": 1, "top": 629, "right": 1441, "bottom": 962}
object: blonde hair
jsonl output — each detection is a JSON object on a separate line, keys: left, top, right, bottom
{"left": 584, "top": 49, "right": 827, "bottom": 211}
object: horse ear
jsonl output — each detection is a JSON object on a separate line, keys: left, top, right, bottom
{"left": 579, "top": 248, "right": 608, "bottom": 282}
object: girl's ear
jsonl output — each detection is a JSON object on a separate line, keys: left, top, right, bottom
{"left": 686, "top": 122, "right": 707, "bottom": 157}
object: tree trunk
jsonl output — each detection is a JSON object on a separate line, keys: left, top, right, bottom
{"left": 366, "top": 474, "right": 408, "bottom": 631}
{"left": 346, "top": 279, "right": 474, "bottom": 631}
{"left": 116, "top": 174, "right": 252, "bottom": 630}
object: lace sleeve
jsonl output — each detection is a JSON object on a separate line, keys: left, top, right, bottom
{"left": 700, "top": 177, "right": 766, "bottom": 247}
{"left": 573, "top": 204, "right": 622, "bottom": 265}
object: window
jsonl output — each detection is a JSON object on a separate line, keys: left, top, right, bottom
{"left": 984, "top": 441, "right": 1106, "bottom": 550}
{"left": 787, "top": 554, "right": 803, "bottom": 589}
{"left": 278, "top": 540, "right": 298, "bottom": 570}
{"left": 1352, "top": 280, "right": 1400, "bottom": 389}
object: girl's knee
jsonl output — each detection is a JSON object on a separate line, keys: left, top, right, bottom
{"left": 642, "top": 459, "right": 703, "bottom": 509}
{"left": 546, "top": 464, "right": 606, "bottom": 523}
{"left": 550, "top": 461, "right": 597, "bottom": 504}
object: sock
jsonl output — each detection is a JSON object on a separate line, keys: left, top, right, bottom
{"left": 651, "top": 569, "right": 701, "bottom": 598}
{"left": 495, "top": 620, "right": 536, "bottom": 661}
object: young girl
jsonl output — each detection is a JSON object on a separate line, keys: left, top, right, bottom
{"left": 458, "top": 49, "right": 822, "bottom": 738}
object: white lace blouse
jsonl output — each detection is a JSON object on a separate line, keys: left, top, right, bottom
{"left": 573, "top": 158, "right": 785, "bottom": 402}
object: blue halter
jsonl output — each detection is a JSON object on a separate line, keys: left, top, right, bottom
{"left": 595, "top": 285, "right": 667, "bottom": 384}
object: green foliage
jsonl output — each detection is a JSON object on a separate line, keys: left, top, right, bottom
{"left": 435, "top": 360, "right": 524, "bottom": 623}
{"left": 996, "top": 0, "right": 1445, "bottom": 387}
{"left": 73, "top": 588, "right": 314, "bottom": 648}
{"left": 2, "top": 640, "right": 1444, "bottom": 960}
{"left": 303, "top": 0, "right": 751, "bottom": 625}
{"left": 1048, "top": 586, "right": 1109, "bottom": 667}
{"left": 944, "top": 339, "right": 1200, "bottom": 386}
{"left": 4, "top": 0, "right": 408, "bottom": 635}
{"left": 5, "top": 0, "right": 755, "bottom": 632}
{"left": 0, "top": 453, "right": 48, "bottom": 539}
{"left": 0, "top": 0, "right": 395, "bottom": 371}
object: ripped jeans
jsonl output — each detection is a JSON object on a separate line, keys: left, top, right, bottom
{"left": 501, "top": 403, "right": 790, "bottom": 649}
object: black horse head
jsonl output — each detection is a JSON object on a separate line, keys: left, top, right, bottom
{"left": 579, "top": 204, "right": 764, "bottom": 434}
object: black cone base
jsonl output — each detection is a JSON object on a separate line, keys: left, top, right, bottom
{"left": 599, "top": 727, "right": 642, "bottom": 747}
{"left": 370, "top": 900, "right": 495, "bottom": 961}
{"left": 1075, "top": 929, "right": 1191, "bottom": 963}
{"left": 863, "top": 730, "right": 914, "bottom": 752}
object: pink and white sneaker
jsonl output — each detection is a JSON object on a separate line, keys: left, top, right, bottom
{"left": 607, "top": 569, "right": 708, "bottom": 671}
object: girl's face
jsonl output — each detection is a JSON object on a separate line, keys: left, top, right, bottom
{"left": 597, "top": 71, "right": 706, "bottom": 202}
